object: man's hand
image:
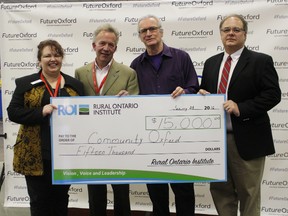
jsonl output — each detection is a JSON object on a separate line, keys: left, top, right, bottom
{"left": 171, "top": 86, "right": 185, "bottom": 98}
{"left": 116, "top": 90, "right": 129, "bottom": 96}
{"left": 223, "top": 100, "right": 240, "bottom": 117}
{"left": 198, "top": 89, "right": 211, "bottom": 95}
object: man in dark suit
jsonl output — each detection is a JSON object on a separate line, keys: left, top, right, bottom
{"left": 75, "top": 24, "right": 139, "bottom": 216}
{"left": 199, "top": 14, "right": 281, "bottom": 216}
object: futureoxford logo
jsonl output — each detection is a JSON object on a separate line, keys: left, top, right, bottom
{"left": 1, "top": 4, "right": 37, "bottom": 11}
{"left": 171, "top": 1, "right": 213, "bottom": 8}
{"left": 82, "top": 2, "right": 122, "bottom": 10}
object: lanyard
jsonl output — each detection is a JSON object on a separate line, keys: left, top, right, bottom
{"left": 92, "top": 61, "right": 111, "bottom": 94}
{"left": 40, "top": 72, "right": 62, "bottom": 97}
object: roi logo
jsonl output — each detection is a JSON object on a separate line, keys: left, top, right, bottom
{"left": 58, "top": 104, "right": 77, "bottom": 115}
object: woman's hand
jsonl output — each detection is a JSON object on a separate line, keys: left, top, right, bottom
{"left": 42, "top": 104, "right": 57, "bottom": 117}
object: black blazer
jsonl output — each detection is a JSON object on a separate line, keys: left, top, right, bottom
{"left": 7, "top": 71, "right": 84, "bottom": 125}
{"left": 200, "top": 47, "right": 281, "bottom": 160}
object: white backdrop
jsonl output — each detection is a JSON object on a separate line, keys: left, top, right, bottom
{"left": 0, "top": 1, "right": 288, "bottom": 215}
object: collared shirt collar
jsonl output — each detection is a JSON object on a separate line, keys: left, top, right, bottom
{"left": 141, "top": 43, "right": 172, "bottom": 62}
{"left": 95, "top": 59, "right": 113, "bottom": 72}
{"left": 224, "top": 46, "right": 244, "bottom": 61}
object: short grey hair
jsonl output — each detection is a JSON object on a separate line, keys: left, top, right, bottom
{"left": 137, "top": 15, "right": 163, "bottom": 33}
{"left": 93, "top": 23, "right": 120, "bottom": 45}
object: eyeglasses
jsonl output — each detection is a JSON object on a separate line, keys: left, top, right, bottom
{"left": 139, "top": 26, "right": 160, "bottom": 34}
{"left": 220, "top": 27, "right": 245, "bottom": 34}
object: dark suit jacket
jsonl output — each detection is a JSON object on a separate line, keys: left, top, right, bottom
{"left": 200, "top": 47, "right": 281, "bottom": 160}
{"left": 75, "top": 60, "right": 139, "bottom": 96}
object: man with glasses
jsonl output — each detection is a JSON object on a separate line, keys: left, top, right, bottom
{"left": 75, "top": 24, "right": 139, "bottom": 216}
{"left": 130, "top": 15, "right": 199, "bottom": 216}
{"left": 199, "top": 14, "right": 281, "bottom": 216}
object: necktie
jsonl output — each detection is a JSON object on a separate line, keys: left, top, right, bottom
{"left": 218, "top": 56, "right": 232, "bottom": 94}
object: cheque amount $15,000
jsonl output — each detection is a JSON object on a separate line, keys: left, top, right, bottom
{"left": 145, "top": 115, "right": 221, "bottom": 130}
